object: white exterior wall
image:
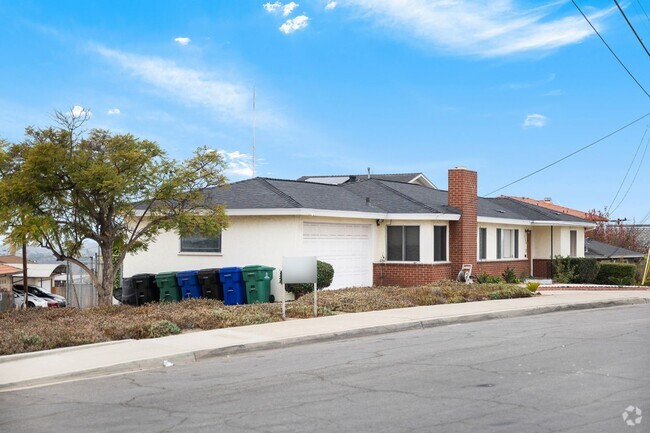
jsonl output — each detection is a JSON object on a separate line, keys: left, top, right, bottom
{"left": 382, "top": 220, "right": 450, "bottom": 264}
{"left": 123, "top": 216, "right": 304, "bottom": 300}
{"left": 477, "top": 222, "right": 528, "bottom": 261}
{"left": 531, "top": 226, "right": 585, "bottom": 259}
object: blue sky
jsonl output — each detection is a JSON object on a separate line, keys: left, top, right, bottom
{"left": 1, "top": 0, "right": 649, "bottom": 222}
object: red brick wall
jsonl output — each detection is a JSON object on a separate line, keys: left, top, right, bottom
{"left": 475, "top": 260, "right": 530, "bottom": 278}
{"left": 373, "top": 263, "right": 452, "bottom": 287}
{"left": 532, "top": 259, "right": 553, "bottom": 278}
{"left": 448, "top": 168, "right": 478, "bottom": 275}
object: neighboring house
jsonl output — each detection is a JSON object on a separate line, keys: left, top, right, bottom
{"left": 506, "top": 196, "right": 608, "bottom": 222}
{"left": 585, "top": 239, "right": 645, "bottom": 263}
{"left": 0, "top": 255, "right": 35, "bottom": 265}
{"left": 0, "top": 264, "right": 21, "bottom": 311}
{"left": 12, "top": 263, "right": 67, "bottom": 292}
{"left": 123, "top": 167, "right": 594, "bottom": 299}
{"left": 298, "top": 172, "right": 437, "bottom": 189}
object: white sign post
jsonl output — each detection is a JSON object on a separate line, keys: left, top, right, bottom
{"left": 282, "top": 256, "right": 318, "bottom": 319}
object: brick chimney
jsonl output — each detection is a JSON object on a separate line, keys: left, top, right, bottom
{"left": 448, "top": 167, "right": 478, "bottom": 275}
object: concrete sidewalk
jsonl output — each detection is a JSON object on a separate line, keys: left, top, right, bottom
{"left": 1, "top": 290, "right": 648, "bottom": 392}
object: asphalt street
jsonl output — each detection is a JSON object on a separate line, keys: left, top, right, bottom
{"left": 1, "top": 304, "right": 648, "bottom": 433}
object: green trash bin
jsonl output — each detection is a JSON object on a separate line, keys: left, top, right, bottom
{"left": 156, "top": 272, "right": 181, "bottom": 302}
{"left": 242, "top": 265, "right": 275, "bottom": 303}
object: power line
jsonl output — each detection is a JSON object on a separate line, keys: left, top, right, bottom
{"left": 614, "top": 0, "right": 650, "bottom": 57}
{"left": 635, "top": 0, "right": 650, "bottom": 24}
{"left": 483, "top": 112, "right": 650, "bottom": 197}
{"left": 607, "top": 126, "right": 648, "bottom": 212}
{"left": 609, "top": 128, "right": 650, "bottom": 215}
{"left": 571, "top": 0, "right": 650, "bottom": 98}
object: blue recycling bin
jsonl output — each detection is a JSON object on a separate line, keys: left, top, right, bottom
{"left": 219, "top": 267, "right": 245, "bottom": 305}
{"left": 176, "top": 270, "right": 201, "bottom": 300}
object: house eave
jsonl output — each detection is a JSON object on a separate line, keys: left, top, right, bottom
{"left": 478, "top": 216, "right": 596, "bottom": 228}
{"left": 226, "top": 208, "right": 460, "bottom": 221}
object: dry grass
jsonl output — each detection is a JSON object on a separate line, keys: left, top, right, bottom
{"left": 0, "top": 281, "right": 531, "bottom": 355}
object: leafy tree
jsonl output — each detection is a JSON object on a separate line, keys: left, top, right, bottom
{"left": 0, "top": 110, "right": 229, "bottom": 305}
{"left": 585, "top": 209, "right": 645, "bottom": 253}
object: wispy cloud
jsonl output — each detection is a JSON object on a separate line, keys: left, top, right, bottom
{"left": 502, "top": 73, "right": 556, "bottom": 90}
{"left": 174, "top": 37, "right": 191, "bottom": 46}
{"left": 107, "top": 108, "right": 121, "bottom": 115}
{"left": 325, "top": 1, "right": 337, "bottom": 11}
{"left": 94, "top": 46, "right": 251, "bottom": 123}
{"left": 218, "top": 150, "right": 254, "bottom": 177}
{"left": 283, "top": 2, "right": 299, "bottom": 16}
{"left": 523, "top": 113, "right": 548, "bottom": 128}
{"left": 263, "top": 2, "right": 283, "bottom": 13}
{"left": 543, "top": 89, "right": 563, "bottom": 97}
{"left": 279, "top": 15, "right": 310, "bottom": 34}
{"left": 69, "top": 105, "right": 92, "bottom": 118}
{"left": 264, "top": 1, "right": 300, "bottom": 16}
{"left": 337, "top": 1, "right": 613, "bottom": 57}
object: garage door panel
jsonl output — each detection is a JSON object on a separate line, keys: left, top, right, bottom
{"left": 303, "top": 223, "right": 372, "bottom": 290}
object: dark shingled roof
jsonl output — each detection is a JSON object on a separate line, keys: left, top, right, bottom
{"left": 298, "top": 173, "right": 435, "bottom": 187}
{"left": 179, "top": 176, "right": 593, "bottom": 224}
{"left": 203, "top": 178, "right": 383, "bottom": 212}
{"left": 585, "top": 239, "right": 645, "bottom": 259}
{"left": 479, "top": 197, "right": 591, "bottom": 223}
{"left": 343, "top": 180, "right": 459, "bottom": 214}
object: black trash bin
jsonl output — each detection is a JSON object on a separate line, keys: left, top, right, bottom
{"left": 132, "top": 273, "right": 159, "bottom": 305}
{"left": 121, "top": 277, "right": 136, "bottom": 306}
{"left": 198, "top": 268, "right": 224, "bottom": 301}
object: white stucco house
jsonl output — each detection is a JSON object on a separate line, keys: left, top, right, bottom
{"left": 122, "top": 168, "right": 595, "bottom": 299}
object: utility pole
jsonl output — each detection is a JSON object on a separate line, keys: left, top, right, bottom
{"left": 252, "top": 86, "right": 256, "bottom": 178}
{"left": 22, "top": 240, "right": 28, "bottom": 309}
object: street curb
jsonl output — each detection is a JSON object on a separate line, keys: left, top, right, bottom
{"left": 0, "top": 340, "right": 135, "bottom": 365}
{"left": 1, "top": 297, "right": 647, "bottom": 392}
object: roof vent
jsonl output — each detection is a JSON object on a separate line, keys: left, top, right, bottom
{"left": 543, "top": 197, "right": 553, "bottom": 203}
{"left": 495, "top": 209, "right": 506, "bottom": 214}
{"left": 366, "top": 197, "right": 370, "bottom": 206}
{"left": 349, "top": 175, "right": 357, "bottom": 183}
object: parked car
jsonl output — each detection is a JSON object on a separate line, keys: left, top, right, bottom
{"left": 13, "top": 284, "right": 67, "bottom": 307}
{"left": 12, "top": 289, "right": 58, "bottom": 308}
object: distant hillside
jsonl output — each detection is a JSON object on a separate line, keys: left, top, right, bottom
{"left": 0, "top": 242, "right": 99, "bottom": 264}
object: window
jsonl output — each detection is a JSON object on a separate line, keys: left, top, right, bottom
{"left": 180, "top": 232, "right": 222, "bottom": 253}
{"left": 387, "top": 226, "right": 420, "bottom": 261}
{"left": 433, "top": 225, "right": 447, "bottom": 262}
{"left": 570, "top": 230, "right": 577, "bottom": 257}
{"left": 497, "top": 228, "right": 518, "bottom": 259}
{"left": 478, "top": 227, "right": 487, "bottom": 260}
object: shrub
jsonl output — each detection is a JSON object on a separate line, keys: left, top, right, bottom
{"left": 285, "top": 260, "right": 334, "bottom": 297}
{"left": 525, "top": 281, "right": 540, "bottom": 292}
{"left": 147, "top": 320, "right": 181, "bottom": 338}
{"left": 636, "top": 259, "right": 649, "bottom": 286}
{"left": 476, "top": 272, "right": 503, "bottom": 284}
{"left": 501, "top": 267, "right": 520, "bottom": 284}
{"left": 595, "top": 262, "right": 637, "bottom": 285}
{"left": 488, "top": 286, "right": 533, "bottom": 300}
{"left": 570, "top": 258, "right": 600, "bottom": 284}
{"left": 552, "top": 256, "right": 575, "bottom": 283}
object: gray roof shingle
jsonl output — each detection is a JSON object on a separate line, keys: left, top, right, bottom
{"left": 585, "top": 239, "right": 645, "bottom": 259}
{"left": 193, "top": 176, "right": 592, "bottom": 224}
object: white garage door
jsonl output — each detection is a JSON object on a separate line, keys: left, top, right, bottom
{"left": 302, "top": 222, "right": 372, "bottom": 290}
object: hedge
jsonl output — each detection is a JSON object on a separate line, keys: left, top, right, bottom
{"left": 552, "top": 256, "right": 601, "bottom": 284}
{"left": 595, "top": 262, "right": 637, "bottom": 286}
{"left": 571, "top": 258, "right": 600, "bottom": 283}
